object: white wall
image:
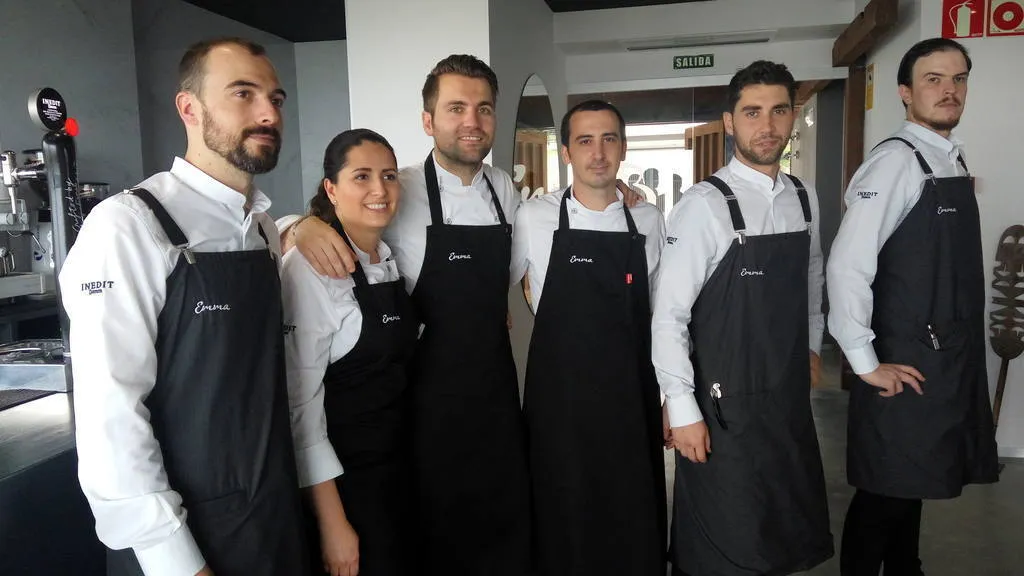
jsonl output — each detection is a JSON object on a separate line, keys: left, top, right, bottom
{"left": 346, "top": 0, "right": 490, "bottom": 167}
{"left": 554, "top": 0, "right": 854, "bottom": 46}
{"left": 489, "top": 0, "right": 568, "bottom": 388}
{"left": 955, "top": 35, "right": 1024, "bottom": 457}
{"left": 565, "top": 38, "right": 848, "bottom": 94}
{"left": 0, "top": 0, "right": 144, "bottom": 192}
{"left": 863, "top": 0, "right": 922, "bottom": 150}
{"left": 864, "top": 0, "right": 1024, "bottom": 456}
{"left": 295, "top": 41, "right": 351, "bottom": 208}
{"left": 132, "top": 0, "right": 305, "bottom": 216}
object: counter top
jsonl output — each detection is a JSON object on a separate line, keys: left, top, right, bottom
{"left": 0, "top": 392, "right": 75, "bottom": 480}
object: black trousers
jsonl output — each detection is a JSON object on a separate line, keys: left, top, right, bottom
{"left": 841, "top": 489, "right": 924, "bottom": 576}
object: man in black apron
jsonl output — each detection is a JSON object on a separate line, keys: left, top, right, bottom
{"left": 827, "top": 38, "right": 999, "bottom": 576}
{"left": 515, "top": 101, "right": 667, "bottom": 576}
{"left": 61, "top": 38, "right": 307, "bottom": 576}
{"left": 651, "top": 61, "right": 833, "bottom": 576}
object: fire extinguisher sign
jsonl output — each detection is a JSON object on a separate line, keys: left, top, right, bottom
{"left": 943, "top": 0, "right": 985, "bottom": 39}
{"left": 989, "top": 0, "right": 1024, "bottom": 36}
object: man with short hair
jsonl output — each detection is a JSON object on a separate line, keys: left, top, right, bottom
{"left": 294, "top": 54, "right": 533, "bottom": 575}
{"left": 513, "top": 100, "right": 667, "bottom": 576}
{"left": 652, "top": 60, "right": 833, "bottom": 576}
{"left": 828, "top": 37, "right": 999, "bottom": 576}
{"left": 61, "top": 38, "right": 308, "bottom": 576}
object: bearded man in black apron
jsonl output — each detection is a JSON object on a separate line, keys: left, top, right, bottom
{"left": 827, "top": 38, "right": 999, "bottom": 576}
{"left": 651, "top": 60, "right": 833, "bottom": 576}
{"left": 61, "top": 38, "right": 308, "bottom": 576}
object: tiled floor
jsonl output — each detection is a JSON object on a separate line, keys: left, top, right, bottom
{"left": 663, "top": 350, "right": 1024, "bottom": 575}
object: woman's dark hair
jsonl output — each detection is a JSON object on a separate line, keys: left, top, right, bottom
{"left": 309, "top": 129, "right": 396, "bottom": 223}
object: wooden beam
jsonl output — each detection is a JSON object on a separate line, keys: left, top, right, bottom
{"left": 832, "top": 0, "right": 899, "bottom": 67}
{"left": 795, "top": 79, "right": 832, "bottom": 106}
{"left": 842, "top": 63, "right": 867, "bottom": 191}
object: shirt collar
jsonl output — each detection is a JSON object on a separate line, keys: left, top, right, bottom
{"left": 170, "top": 157, "right": 273, "bottom": 215}
{"left": 568, "top": 187, "right": 624, "bottom": 214}
{"left": 727, "top": 157, "right": 785, "bottom": 196}
{"left": 346, "top": 233, "right": 393, "bottom": 264}
{"left": 902, "top": 121, "right": 963, "bottom": 156}
{"left": 432, "top": 151, "right": 485, "bottom": 189}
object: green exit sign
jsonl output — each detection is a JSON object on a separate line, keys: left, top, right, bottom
{"left": 673, "top": 54, "right": 715, "bottom": 70}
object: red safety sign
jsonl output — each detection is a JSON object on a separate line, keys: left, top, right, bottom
{"left": 942, "top": 0, "right": 986, "bottom": 39}
{"left": 988, "top": 0, "right": 1024, "bottom": 36}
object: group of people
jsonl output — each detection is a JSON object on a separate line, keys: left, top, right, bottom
{"left": 58, "top": 32, "right": 998, "bottom": 576}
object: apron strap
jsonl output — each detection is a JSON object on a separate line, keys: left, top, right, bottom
{"left": 127, "top": 187, "right": 196, "bottom": 264}
{"left": 558, "top": 187, "right": 639, "bottom": 237}
{"left": 704, "top": 176, "right": 747, "bottom": 244}
{"left": 329, "top": 218, "right": 368, "bottom": 288}
{"left": 875, "top": 137, "right": 937, "bottom": 183}
{"left": 785, "top": 173, "right": 813, "bottom": 231}
{"left": 423, "top": 151, "right": 508, "bottom": 228}
{"left": 956, "top": 153, "right": 970, "bottom": 176}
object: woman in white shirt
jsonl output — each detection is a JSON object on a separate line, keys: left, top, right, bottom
{"left": 281, "top": 129, "right": 418, "bottom": 576}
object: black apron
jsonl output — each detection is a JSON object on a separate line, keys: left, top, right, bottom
{"left": 848, "top": 137, "right": 999, "bottom": 500}
{"left": 107, "top": 188, "right": 308, "bottom": 576}
{"left": 524, "top": 188, "right": 666, "bottom": 576}
{"left": 671, "top": 175, "right": 833, "bottom": 576}
{"left": 409, "top": 154, "right": 532, "bottom": 575}
{"left": 309, "top": 221, "right": 420, "bottom": 575}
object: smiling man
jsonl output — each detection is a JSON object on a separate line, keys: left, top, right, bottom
{"left": 652, "top": 60, "right": 833, "bottom": 576}
{"left": 514, "top": 100, "right": 667, "bottom": 576}
{"left": 60, "top": 38, "right": 307, "bottom": 576}
{"left": 827, "top": 38, "right": 999, "bottom": 576}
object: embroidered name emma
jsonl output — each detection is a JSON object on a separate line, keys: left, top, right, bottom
{"left": 382, "top": 314, "right": 401, "bottom": 324}
{"left": 937, "top": 206, "right": 958, "bottom": 215}
{"left": 449, "top": 252, "right": 472, "bottom": 261}
{"left": 570, "top": 255, "right": 594, "bottom": 264}
{"left": 740, "top": 268, "right": 765, "bottom": 277}
{"left": 195, "top": 301, "right": 232, "bottom": 314}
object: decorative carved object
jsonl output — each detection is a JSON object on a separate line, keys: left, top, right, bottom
{"left": 990, "top": 225, "right": 1024, "bottom": 428}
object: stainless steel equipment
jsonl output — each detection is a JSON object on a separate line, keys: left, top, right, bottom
{"left": 0, "top": 88, "right": 83, "bottom": 392}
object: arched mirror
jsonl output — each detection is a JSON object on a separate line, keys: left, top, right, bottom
{"left": 512, "top": 75, "right": 558, "bottom": 312}
{"left": 512, "top": 75, "right": 559, "bottom": 202}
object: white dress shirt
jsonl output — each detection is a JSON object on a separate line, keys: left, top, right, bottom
{"left": 280, "top": 237, "right": 400, "bottom": 488}
{"left": 512, "top": 188, "right": 666, "bottom": 312}
{"left": 827, "top": 121, "right": 969, "bottom": 375}
{"left": 384, "top": 154, "right": 525, "bottom": 292}
{"left": 651, "top": 158, "right": 825, "bottom": 428}
{"left": 59, "top": 157, "right": 281, "bottom": 576}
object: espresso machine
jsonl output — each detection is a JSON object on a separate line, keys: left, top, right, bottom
{"left": 0, "top": 88, "right": 84, "bottom": 392}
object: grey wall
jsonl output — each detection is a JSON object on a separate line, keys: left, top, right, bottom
{"left": 0, "top": 0, "right": 145, "bottom": 193}
{"left": 132, "top": 0, "right": 304, "bottom": 216}
{"left": 815, "top": 80, "right": 845, "bottom": 262}
{"left": 295, "top": 41, "right": 351, "bottom": 209}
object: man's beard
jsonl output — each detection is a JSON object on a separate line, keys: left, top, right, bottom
{"left": 435, "top": 133, "right": 491, "bottom": 171}
{"left": 735, "top": 135, "right": 787, "bottom": 166}
{"left": 202, "top": 111, "right": 281, "bottom": 175}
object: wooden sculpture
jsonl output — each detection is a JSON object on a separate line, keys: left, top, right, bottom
{"left": 990, "top": 225, "right": 1024, "bottom": 427}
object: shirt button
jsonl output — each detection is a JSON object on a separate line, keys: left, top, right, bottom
{"left": 445, "top": 218, "right": 452, "bottom": 224}
{"left": 571, "top": 208, "right": 578, "bottom": 215}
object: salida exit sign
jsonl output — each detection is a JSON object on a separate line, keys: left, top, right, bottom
{"left": 673, "top": 54, "right": 714, "bottom": 70}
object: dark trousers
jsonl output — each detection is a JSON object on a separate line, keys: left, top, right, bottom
{"left": 841, "top": 489, "right": 924, "bottom": 576}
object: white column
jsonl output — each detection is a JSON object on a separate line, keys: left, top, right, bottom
{"left": 345, "top": 0, "right": 490, "bottom": 167}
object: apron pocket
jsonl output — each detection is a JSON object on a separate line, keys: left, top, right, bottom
{"left": 186, "top": 490, "right": 247, "bottom": 522}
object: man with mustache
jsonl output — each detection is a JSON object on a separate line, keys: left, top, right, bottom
{"left": 652, "top": 60, "right": 833, "bottom": 575}
{"left": 60, "top": 38, "right": 308, "bottom": 576}
{"left": 514, "top": 100, "right": 667, "bottom": 576}
{"left": 827, "top": 38, "right": 999, "bottom": 576}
